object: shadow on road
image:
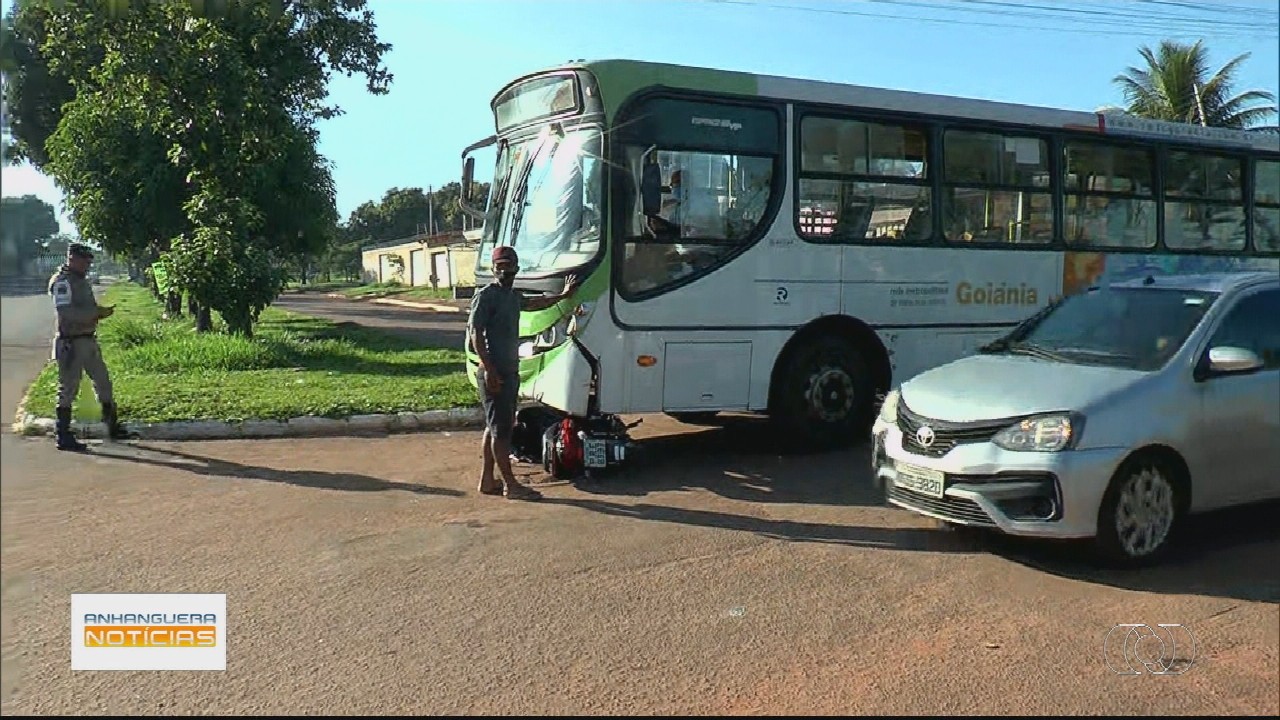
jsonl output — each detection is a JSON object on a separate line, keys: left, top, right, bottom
{"left": 564, "top": 415, "right": 1279, "bottom": 600}
{"left": 543, "top": 496, "right": 984, "bottom": 553}
{"left": 569, "top": 414, "right": 879, "bottom": 507}
{"left": 97, "top": 445, "right": 464, "bottom": 497}
{"left": 978, "top": 500, "right": 1280, "bottom": 603}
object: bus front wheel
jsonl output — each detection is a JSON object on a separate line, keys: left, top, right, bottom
{"left": 771, "top": 335, "right": 875, "bottom": 451}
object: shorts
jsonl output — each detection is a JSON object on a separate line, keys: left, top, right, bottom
{"left": 478, "top": 368, "right": 518, "bottom": 441}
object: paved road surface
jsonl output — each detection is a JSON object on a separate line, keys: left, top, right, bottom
{"left": 273, "top": 291, "right": 468, "bottom": 348}
{"left": 3, "top": 290, "right": 1277, "bottom": 715}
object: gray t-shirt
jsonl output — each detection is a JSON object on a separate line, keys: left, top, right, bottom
{"left": 468, "top": 282, "right": 522, "bottom": 376}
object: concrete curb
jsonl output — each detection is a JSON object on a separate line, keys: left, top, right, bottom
{"left": 10, "top": 407, "right": 485, "bottom": 441}
{"left": 370, "top": 296, "right": 465, "bottom": 313}
{"left": 324, "top": 292, "right": 465, "bottom": 314}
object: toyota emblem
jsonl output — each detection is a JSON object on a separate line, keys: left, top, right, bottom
{"left": 916, "top": 425, "right": 936, "bottom": 448}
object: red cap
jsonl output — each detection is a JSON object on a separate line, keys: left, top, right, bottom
{"left": 492, "top": 246, "right": 518, "bottom": 264}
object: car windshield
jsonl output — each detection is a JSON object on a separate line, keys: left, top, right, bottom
{"left": 985, "top": 286, "right": 1219, "bottom": 371}
{"left": 478, "top": 125, "right": 603, "bottom": 275}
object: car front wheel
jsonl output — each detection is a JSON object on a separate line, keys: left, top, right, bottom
{"left": 1095, "top": 455, "right": 1182, "bottom": 566}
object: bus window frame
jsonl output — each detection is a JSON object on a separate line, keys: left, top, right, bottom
{"left": 1248, "top": 154, "right": 1280, "bottom": 255}
{"left": 786, "top": 96, "right": 1277, "bottom": 259}
{"left": 1157, "top": 145, "right": 1251, "bottom": 254}
{"left": 792, "top": 109, "right": 937, "bottom": 247}
{"left": 938, "top": 126, "right": 1058, "bottom": 248}
{"left": 1059, "top": 135, "right": 1161, "bottom": 253}
{"left": 608, "top": 88, "right": 789, "bottom": 305}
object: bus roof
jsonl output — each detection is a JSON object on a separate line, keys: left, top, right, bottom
{"left": 518, "top": 58, "right": 1280, "bottom": 153}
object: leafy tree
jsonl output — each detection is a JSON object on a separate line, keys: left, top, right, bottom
{"left": 1111, "top": 40, "right": 1277, "bottom": 129}
{"left": 8, "top": 0, "right": 391, "bottom": 335}
{"left": 0, "top": 194, "right": 60, "bottom": 275}
{"left": 341, "top": 182, "right": 490, "bottom": 243}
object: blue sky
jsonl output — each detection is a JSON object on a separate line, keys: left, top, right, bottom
{"left": 4, "top": 0, "right": 1278, "bottom": 236}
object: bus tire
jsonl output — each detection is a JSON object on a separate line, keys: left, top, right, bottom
{"left": 770, "top": 335, "right": 875, "bottom": 452}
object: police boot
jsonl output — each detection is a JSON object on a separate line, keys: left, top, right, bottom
{"left": 55, "top": 407, "right": 87, "bottom": 452}
{"left": 101, "top": 402, "right": 134, "bottom": 441}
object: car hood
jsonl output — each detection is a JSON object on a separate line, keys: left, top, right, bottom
{"left": 899, "top": 354, "right": 1148, "bottom": 422}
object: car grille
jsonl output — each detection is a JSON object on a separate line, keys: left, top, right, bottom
{"left": 896, "top": 402, "right": 1010, "bottom": 458}
{"left": 887, "top": 486, "right": 996, "bottom": 527}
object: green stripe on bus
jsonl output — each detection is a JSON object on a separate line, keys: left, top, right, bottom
{"left": 582, "top": 60, "right": 760, "bottom": 124}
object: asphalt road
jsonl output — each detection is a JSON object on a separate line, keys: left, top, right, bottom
{"left": 273, "top": 291, "right": 469, "bottom": 348}
{"left": 2, "top": 290, "right": 1277, "bottom": 716}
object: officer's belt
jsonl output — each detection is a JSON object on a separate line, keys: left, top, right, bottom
{"left": 56, "top": 334, "right": 96, "bottom": 340}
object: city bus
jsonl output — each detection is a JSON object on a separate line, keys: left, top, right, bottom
{"left": 457, "top": 59, "right": 1280, "bottom": 479}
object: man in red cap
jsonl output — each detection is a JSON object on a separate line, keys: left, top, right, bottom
{"left": 468, "top": 244, "right": 579, "bottom": 499}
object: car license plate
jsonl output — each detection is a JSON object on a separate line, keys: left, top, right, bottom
{"left": 895, "top": 461, "right": 945, "bottom": 499}
{"left": 584, "top": 438, "right": 608, "bottom": 468}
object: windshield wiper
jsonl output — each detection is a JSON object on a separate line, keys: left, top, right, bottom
{"left": 1052, "top": 347, "right": 1138, "bottom": 366}
{"left": 978, "top": 337, "right": 1011, "bottom": 353}
{"left": 506, "top": 136, "right": 553, "bottom": 246}
{"left": 1005, "top": 341, "right": 1071, "bottom": 363}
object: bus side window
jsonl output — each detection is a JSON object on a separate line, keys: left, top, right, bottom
{"left": 622, "top": 149, "right": 776, "bottom": 294}
{"left": 941, "top": 130, "right": 1053, "bottom": 245}
{"left": 1063, "top": 140, "right": 1157, "bottom": 250}
{"left": 796, "top": 116, "right": 931, "bottom": 244}
{"left": 1163, "top": 150, "right": 1247, "bottom": 252}
{"left": 1252, "top": 159, "right": 1280, "bottom": 254}
{"left": 615, "top": 97, "right": 781, "bottom": 298}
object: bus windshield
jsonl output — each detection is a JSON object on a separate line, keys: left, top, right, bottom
{"left": 479, "top": 125, "right": 604, "bottom": 276}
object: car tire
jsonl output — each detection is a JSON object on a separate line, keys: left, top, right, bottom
{"left": 770, "top": 335, "right": 876, "bottom": 452}
{"left": 1094, "top": 454, "right": 1184, "bottom": 567}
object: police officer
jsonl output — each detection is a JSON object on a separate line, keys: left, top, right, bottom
{"left": 48, "top": 243, "right": 129, "bottom": 450}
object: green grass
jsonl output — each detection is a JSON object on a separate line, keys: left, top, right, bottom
{"left": 22, "top": 283, "right": 476, "bottom": 424}
{"left": 336, "top": 283, "right": 458, "bottom": 302}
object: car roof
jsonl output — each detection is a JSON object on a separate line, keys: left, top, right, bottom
{"left": 1106, "top": 271, "right": 1279, "bottom": 294}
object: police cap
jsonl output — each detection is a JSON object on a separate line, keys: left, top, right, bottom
{"left": 67, "top": 243, "right": 95, "bottom": 260}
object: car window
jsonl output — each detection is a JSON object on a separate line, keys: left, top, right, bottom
{"left": 1208, "top": 288, "right": 1280, "bottom": 370}
{"left": 1012, "top": 287, "right": 1216, "bottom": 370}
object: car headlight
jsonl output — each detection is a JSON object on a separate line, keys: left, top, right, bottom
{"left": 878, "top": 389, "right": 900, "bottom": 424}
{"left": 992, "top": 413, "right": 1082, "bottom": 452}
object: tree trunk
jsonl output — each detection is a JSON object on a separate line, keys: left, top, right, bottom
{"left": 196, "top": 305, "right": 213, "bottom": 332}
{"left": 166, "top": 291, "right": 183, "bottom": 316}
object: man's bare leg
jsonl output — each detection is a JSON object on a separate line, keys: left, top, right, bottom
{"left": 478, "top": 428, "right": 499, "bottom": 492}
{"left": 492, "top": 434, "right": 539, "bottom": 499}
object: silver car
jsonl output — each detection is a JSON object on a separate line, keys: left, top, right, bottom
{"left": 871, "top": 271, "right": 1280, "bottom": 565}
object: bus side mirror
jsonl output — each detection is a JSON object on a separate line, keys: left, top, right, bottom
{"left": 459, "top": 156, "right": 484, "bottom": 220}
{"left": 641, "top": 163, "right": 662, "bottom": 216}
{"left": 462, "top": 157, "right": 475, "bottom": 202}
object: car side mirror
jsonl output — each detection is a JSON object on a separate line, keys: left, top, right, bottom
{"left": 1206, "top": 346, "right": 1264, "bottom": 377}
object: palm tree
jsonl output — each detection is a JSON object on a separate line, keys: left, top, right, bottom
{"left": 1111, "top": 40, "right": 1277, "bottom": 129}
